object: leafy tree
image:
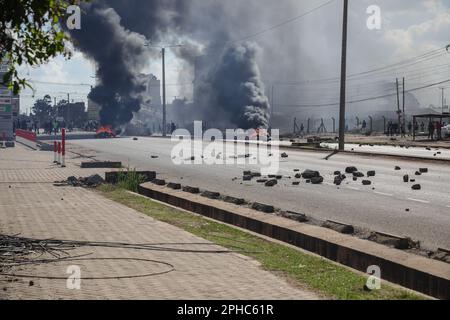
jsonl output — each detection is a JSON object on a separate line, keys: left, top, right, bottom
{"left": 0, "top": 0, "right": 80, "bottom": 94}
{"left": 32, "top": 94, "right": 54, "bottom": 123}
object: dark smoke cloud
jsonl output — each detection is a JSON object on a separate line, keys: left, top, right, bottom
{"left": 67, "top": 0, "right": 271, "bottom": 129}
{"left": 105, "top": 0, "right": 188, "bottom": 41}
{"left": 67, "top": 0, "right": 188, "bottom": 127}
{"left": 195, "top": 42, "right": 271, "bottom": 129}
{"left": 68, "top": 2, "right": 150, "bottom": 127}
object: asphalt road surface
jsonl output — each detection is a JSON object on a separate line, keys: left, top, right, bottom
{"left": 70, "top": 137, "right": 450, "bottom": 250}
{"left": 322, "top": 143, "right": 450, "bottom": 160}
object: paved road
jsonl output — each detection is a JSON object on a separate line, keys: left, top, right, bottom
{"left": 322, "top": 143, "right": 450, "bottom": 160}
{"left": 70, "top": 137, "right": 450, "bottom": 250}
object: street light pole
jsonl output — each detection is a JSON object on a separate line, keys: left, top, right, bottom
{"left": 144, "top": 43, "right": 182, "bottom": 137}
{"left": 338, "top": 0, "right": 349, "bottom": 151}
{"left": 162, "top": 47, "right": 167, "bottom": 137}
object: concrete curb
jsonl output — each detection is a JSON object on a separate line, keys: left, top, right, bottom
{"left": 137, "top": 182, "right": 450, "bottom": 299}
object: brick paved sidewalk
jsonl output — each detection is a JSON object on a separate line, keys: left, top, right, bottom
{"left": 0, "top": 145, "right": 320, "bottom": 300}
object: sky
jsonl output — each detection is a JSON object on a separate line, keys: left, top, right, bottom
{"left": 18, "top": 0, "right": 450, "bottom": 116}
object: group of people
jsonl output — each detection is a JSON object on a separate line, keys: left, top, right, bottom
{"left": 386, "top": 120, "right": 446, "bottom": 140}
{"left": 386, "top": 121, "right": 401, "bottom": 136}
{"left": 427, "top": 121, "right": 445, "bottom": 141}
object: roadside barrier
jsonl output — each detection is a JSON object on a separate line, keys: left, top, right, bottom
{"left": 52, "top": 128, "right": 66, "bottom": 167}
{"left": 15, "top": 129, "right": 36, "bottom": 149}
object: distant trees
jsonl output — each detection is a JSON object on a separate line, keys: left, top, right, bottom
{"left": 32, "top": 95, "right": 54, "bottom": 124}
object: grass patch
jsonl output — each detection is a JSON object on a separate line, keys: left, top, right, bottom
{"left": 98, "top": 185, "right": 426, "bottom": 300}
{"left": 116, "top": 168, "right": 147, "bottom": 193}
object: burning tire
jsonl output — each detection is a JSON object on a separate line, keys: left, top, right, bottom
{"left": 96, "top": 126, "right": 116, "bottom": 139}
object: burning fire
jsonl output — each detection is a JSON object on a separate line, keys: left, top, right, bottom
{"left": 96, "top": 126, "right": 116, "bottom": 138}
{"left": 250, "top": 128, "right": 269, "bottom": 139}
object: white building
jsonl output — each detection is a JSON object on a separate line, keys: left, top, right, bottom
{"left": 140, "top": 74, "right": 161, "bottom": 112}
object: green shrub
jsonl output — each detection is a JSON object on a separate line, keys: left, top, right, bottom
{"left": 117, "top": 168, "right": 146, "bottom": 192}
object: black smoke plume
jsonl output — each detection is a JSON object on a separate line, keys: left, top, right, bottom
{"left": 67, "top": 0, "right": 271, "bottom": 129}
{"left": 68, "top": 2, "right": 150, "bottom": 127}
{"left": 190, "top": 42, "right": 270, "bottom": 129}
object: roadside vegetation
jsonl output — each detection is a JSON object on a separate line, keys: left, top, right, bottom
{"left": 98, "top": 181, "right": 426, "bottom": 300}
{"left": 116, "top": 168, "right": 147, "bottom": 193}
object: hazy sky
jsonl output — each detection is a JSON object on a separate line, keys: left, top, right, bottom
{"left": 18, "top": 0, "right": 450, "bottom": 115}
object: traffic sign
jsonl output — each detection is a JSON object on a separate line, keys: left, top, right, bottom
{"left": 0, "top": 105, "right": 12, "bottom": 113}
{"left": 0, "top": 97, "right": 12, "bottom": 104}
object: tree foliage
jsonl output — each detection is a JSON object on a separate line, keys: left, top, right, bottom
{"left": 32, "top": 94, "right": 54, "bottom": 122}
{"left": 0, "top": 0, "right": 79, "bottom": 94}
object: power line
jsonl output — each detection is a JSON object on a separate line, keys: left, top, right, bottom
{"left": 29, "top": 80, "right": 94, "bottom": 87}
{"left": 278, "top": 78, "right": 450, "bottom": 108}
{"left": 230, "top": 0, "right": 336, "bottom": 43}
{"left": 267, "top": 47, "right": 448, "bottom": 86}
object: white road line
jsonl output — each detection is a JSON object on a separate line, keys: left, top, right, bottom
{"left": 347, "top": 186, "right": 361, "bottom": 191}
{"left": 408, "top": 198, "right": 430, "bottom": 204}
{"left": 373, "top": 191, "right": 393, "bottom": 197}
{"left": 446, "top": 205, "right": 450, "bottom": 208}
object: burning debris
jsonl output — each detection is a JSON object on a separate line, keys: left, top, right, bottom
{"left": 96, "top": 126, "right": 116, "bottom": 138}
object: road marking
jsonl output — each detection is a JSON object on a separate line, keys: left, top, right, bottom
{"left": 446, "top": 205, "right": 450, "bottom": 208}
{"left": 373, "top": 191, "right": 393, "bottom": 197}
{"left": 407, "top": 198, "right": 430, "bottom": 204}
{"left": 347, "top": 186, "right": 361, "bottom": 191}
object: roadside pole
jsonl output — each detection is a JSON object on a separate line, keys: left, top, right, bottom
{"left": 61, "top": 128, "right": 66, "bottom": 167}
{"left": 57, "top": 142, "right": 61, "bottom": 165}
{"left": 54, "top": 141, "right": 57, "bottom": 163}
{"left": 338, "top": 0, "right": 349, "bottom": 151}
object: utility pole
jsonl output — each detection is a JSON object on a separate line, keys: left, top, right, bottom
{"left": 440, "top": 87, "right": 445, "bottom": 114}
{"left": 338, "top": 0, "right": 348, "bottom": 151}
{"left": 271, "top": 85, "right": 275, "bottom": 128}
{"left": 144, "top": 43, "right": 182, "bottom": 137}
{"left": 402, "top": 77, "right": 405, "bottom": 135}
{"left": 162, "top": 47, "right": 167, "bottom": 137}
{"left": 396, "top": 78, "right": 401, "bottom": 132}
